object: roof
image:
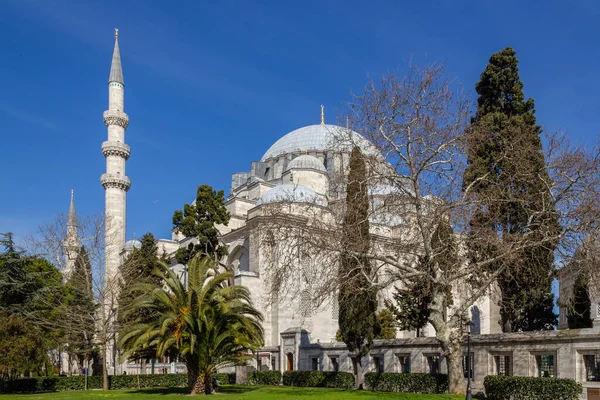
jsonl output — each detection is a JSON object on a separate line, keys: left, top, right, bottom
{"left": 68, "top": 189, "right": 77, "bottom": 227}
{"left": 261, "top": 124, "right": 378, "bottom": 161}
{"left": 285, "top": 154, "right": 326, "bottom": 172}
{"left": 108, "top": 36, "right": 124, "bottom": 85}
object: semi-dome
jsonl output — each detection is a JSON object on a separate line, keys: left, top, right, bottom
{"left": 256, "top": 184, "right": 327, "bottom": 206}
{"left": 261, "top": 124, "right": 378, "bottom": 161}
{"left": 285, "top": 155, "right": 326, "bottom": 172}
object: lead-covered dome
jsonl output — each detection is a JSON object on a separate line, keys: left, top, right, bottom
{"left": 285, "top": 155, "right": 326, "bottom": 172}
{"left": 256, "top": 184, "right": 327, "bottom": 206}
{"left": 261, "top": 124, "right": 378, "bottom": 161}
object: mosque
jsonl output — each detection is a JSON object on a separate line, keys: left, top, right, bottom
{"left": 63, "top": 31, "right": 600, "bottom": 395}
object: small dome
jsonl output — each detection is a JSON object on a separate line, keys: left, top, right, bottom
{"left": 285, "top": 155, "right": 326, "bottom": 172}
{"left": 124, "top": 239, "right": 141, "bottom": 251}
{"left": 261, "top": 124, "right": 379, "bottom": 161}
{"left": 256, "top": 184, "right": 327, "bottom": 207}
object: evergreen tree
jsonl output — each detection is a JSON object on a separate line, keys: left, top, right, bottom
{"left": 374, "top": 310, "right": 397, "bottom": 339}
{"left": 65, "top": 247, "right": 96, "bottom": 370}
{"left": 338, "top": 147, "right": 377, "bottom": 388}
{"left": 117, "top": 233, "right": 162, "bottom": 326}
{"left": 463, "top": 47, "right": 558, "bottom": 332}
{"left": 386, "top": 218, "right": 456, "bottom": 335}
{"left": 172, "top": 185, "right": 230, "bottom": 263}
{"left": 568, "top": 270, "right": 593, "bottom": 329}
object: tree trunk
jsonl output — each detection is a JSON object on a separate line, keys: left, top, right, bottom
{"left": 356, "top": 357, "right": 364, "bottom": 390}
{"left": 186, "top": 361, "right": 209, "bottom": 395}
{"left": 102, "top": 345, "right": 109, "bottom": 391}
{"left": 440, "top": 338, "right": 465, "bottom": 395}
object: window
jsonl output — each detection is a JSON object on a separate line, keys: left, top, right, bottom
{"left": 494, "top": 355, "right": 511, "bottom": 376}
{"left": 373, "top": 356, "right": 384, "bottom": 373}
{"left": 330, "top": 356, "right": 339, "bottom": 372}
{"left": 331, "top": 297, "right": 339, "bottom": 321}
{"left": 584, "top": 354, "right": 600, "bottom": 381}
{"left": 396, "top": 354, "right": 411, "bottom": 373}
{"left": 311, "top": 357, "right": 319, "bottom": 371}
{"left": 271, "top": 356, "right": 276, "bottom": 371}
{"left": 535, "top": 354, "right": 555, "bottom": 378}
{"left": 426, "top": 355, "right": 440, "bottom": 375}
{"left": 462, "top": 353, "right": 474, "bottom": 379}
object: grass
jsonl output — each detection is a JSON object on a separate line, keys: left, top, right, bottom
{"left": 1, "top": 385, "right": 463, "bottom": 399}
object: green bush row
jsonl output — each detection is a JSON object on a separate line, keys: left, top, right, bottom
{"left": 484, "top": 375, "right": 582, "bottom": 400}
{"left": 249, "top": 370, "right": 281, "bottom": 385}
{"left": 213, "top": 372, "right": 236, "bottom": 385}
{"left": 0, "top": 373, "right": 187, "bottom": 393}
{"left": 282, "top": 371, "right": 355, "bottom": 389}
{"left": 364, "top": 372, "right": 449, "bottom": 394}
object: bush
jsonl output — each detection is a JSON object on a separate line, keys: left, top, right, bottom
{"left": 282, "top": 371, "right": 354, "bottom": 389}
{"left": 484, "top": 375, "right": 582, "bottom": 400}
{"left": 364, "top": 372, "right": 448, "bottom": 394}
{"left": 0, "top": 374, "right": 188, "bottom": 394}
{"left": 213, "top": 372, "right": 236, "bottom": 385}
{"left": 249, "top": 370, "right": 281, "bottom": 385}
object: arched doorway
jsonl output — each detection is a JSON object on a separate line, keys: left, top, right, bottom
{"left": 286, "top": 353, "right": 294, "bottom": 371}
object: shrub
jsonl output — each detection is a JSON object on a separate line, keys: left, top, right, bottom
{"left": 364, "top": 372, "right": 448, "bottom": 394}
{"left": 0, "top": 373, "right": 188, "bottom": 393}
{"left": 282, "top": 371, "right": 354, "bottom": 389}
{"left": 213, "top": 372, "right": 236, "bottom": 385}
{"left": 484, "top": 375, "right": 582, "bottom": 400}
{"left": 249, "top": 370, "right": 281, "bottom": 385}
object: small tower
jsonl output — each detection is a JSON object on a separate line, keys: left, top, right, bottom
{"left": 63, "top": 190, "right": 80, "bottom": 279}
{"left": 101, "top": 28, "right": 130, "bottom": 286}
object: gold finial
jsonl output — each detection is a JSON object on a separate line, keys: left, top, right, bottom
{"left": 115, "top": 28, "right": 119, "bottom": 40}
{"left": 320, "top": 105, "right": 325, "bottom": 125}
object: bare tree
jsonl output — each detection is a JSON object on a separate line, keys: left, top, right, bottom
{"left": 25, "top": 213, "right": 121, "bottom": 391}
{"left": 254, "top": 63, "right": 600, "bottom": 394}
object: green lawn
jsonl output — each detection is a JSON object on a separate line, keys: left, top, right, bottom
{"left": 1, "top": 385, "right": 463, "bottom": 399}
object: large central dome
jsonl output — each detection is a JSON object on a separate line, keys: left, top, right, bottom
{"left": 261, "top": 124, "right": 377, "bottom": 162}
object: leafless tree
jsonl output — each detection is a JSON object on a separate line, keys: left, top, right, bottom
{"left": 254, "top": 63, "right": 600, "bottom": 394}
{"left": 25, "top": 213, "right": 121, "bottom": 391}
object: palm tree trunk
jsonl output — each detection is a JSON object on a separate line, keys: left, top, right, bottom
{"left": 186, "top": 361, "right": 206, "bottom": 395}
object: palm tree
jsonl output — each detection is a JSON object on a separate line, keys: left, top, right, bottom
{"left": 119, "top": 254, "right": 264, "bottom": 395}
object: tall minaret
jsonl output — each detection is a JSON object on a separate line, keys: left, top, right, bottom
{"left": 64, "top": 189, "right": 80, "bottom": 279}
{"left": 100, "top": 28, "right": 130, "bottom": 286}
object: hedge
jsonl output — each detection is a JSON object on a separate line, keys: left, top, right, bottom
{"left": 282, "top": 371, "right": 355, "bottom": 389}
{"left": 484, "top": 375, "right": 582, "bottom": 400}
{"left": 213, "top": 373, "right": 236, "bottom": 385}
{"left": 364, "top": 372, "right": 449, "bottom": 394}
{"left": 249, "top": 370, "right": 281, "bottom": 385}
{"left": 0, "top": 373, "right": 188, "bottom": 393}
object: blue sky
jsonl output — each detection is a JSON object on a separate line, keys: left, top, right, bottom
{"left": 1, "top": 0, "right": 600, "bottom": 244}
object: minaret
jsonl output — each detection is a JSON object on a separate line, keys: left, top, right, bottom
{"left": 100, "top": 28, "right": 130, "bottom": 286}
{"left": 64, "top": 189, "right": 80, "bottom": 279}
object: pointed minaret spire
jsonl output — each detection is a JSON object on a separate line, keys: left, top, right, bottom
{"left": 68, "top": 189, "right": 77, "bottom": 227}
{"left": 108, "top": 28, "right": 124, "bottom": 85}
{"left": 321, "top": 105, "right": 325, "bottom": 125}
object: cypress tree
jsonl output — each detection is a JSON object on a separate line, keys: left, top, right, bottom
{"left": 338, "top": 147, "right": 377, "bottom": 388}
{"left": 65, "top": 247, "right": 96, "bottom": 370}
{"left": 567, "top": 270, "right": 593, "bottom": 329}
{"left": 117, "top": 233, "right": 161, "bottom": 326}
{"left": 464, "top": 47, "right": 558, "bottom": 332}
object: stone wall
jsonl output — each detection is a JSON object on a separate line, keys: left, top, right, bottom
{"left": 286, "top": 327, "right": 600, "bottom": 398}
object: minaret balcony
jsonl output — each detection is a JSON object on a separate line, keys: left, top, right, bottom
{"left": 103, "top": 110, "right": 129, "bottom": 129}
{"left": 102, "top": 141, "right": 131, "bottom": 160}
{"left": 101, "top": 173, "right": 131, "bottom": 191}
